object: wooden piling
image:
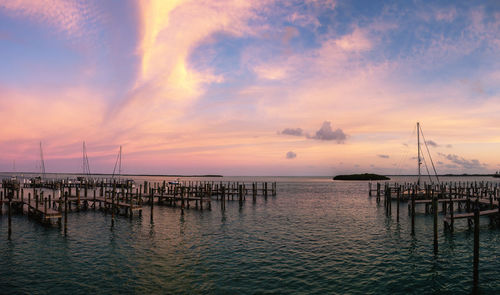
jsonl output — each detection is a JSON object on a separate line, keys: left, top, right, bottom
{"left": 44, "top": 197, "right": 48, "bottom": 222}
{"left": 58, "top": 195, "right": 62, "bottom": 227}
{"left": 396, "top": 187, "right": 400, "bottom": 222}
{"left": 450, "top": 192, "right": 454, "bottom": 232}
{"left": 221, "top": 186, "right": 226, "bottom": 210}
{"left": 8, "top": 193, "right": 12, "bottom": 240}
{"left": 473, "top": 205, "right": 480, "bottom": 292}
{"left": 111, "top": 189, "right": 115, "bottom": 228}
{"left": 64, "top": 192, "right": 68, "bottom": 236}
{"left": 150, "top": 188, "right": 154, "bottom": 224}
{"left": 76, "top": 187, "right": 80, "bottom": 211}
{"left": 411, "top": 190, "right": 415, "bottom": 235}
{"left": 433, "top": 194, "right": 438, "bottom": 254}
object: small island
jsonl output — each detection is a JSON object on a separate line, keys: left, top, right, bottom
{"left": 333, "top": 173, "right": 390, "bottom": 181}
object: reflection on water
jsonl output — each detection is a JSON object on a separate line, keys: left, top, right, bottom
{"left": 1, "top": 176, "right": 500, "bottom": 293}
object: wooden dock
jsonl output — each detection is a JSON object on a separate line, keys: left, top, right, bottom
{"left": 370, "top": 179, "right": 500, "bottom": 291}
{"left": 369, "top": 180, "right": 500, "bottom": 230}
{"left": 0, "top": 178, "right": 277, "bottom": 237}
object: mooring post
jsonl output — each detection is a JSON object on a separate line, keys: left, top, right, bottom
{"left": 58, "top": 194, "right": 62, "bottom": 227}
{"left": 383, "top": 185, "right": 387, "bottom": 212}
{"left": 150, "top": 188, "right": 154, "bottom": 224}
{"left": 498, "top": 200, "right": 500, "bottom": 226}
{"left": 92, "top": 189, "right": 96, "bottom": 211}
{"left": 129, "top": 190, "right": 133, "bottom": 220}
{"left": 36, "top": 191, "right": 39, "bottom": 212}
{"left": 8, "top": 192, "right": 12, "bottom": 240}
{"left": 64, "top": 192, "right": 68, "bottom": 236}
{"left": 76, "top": 187, "right": 80, "bottom": 211}
{"left": 466, "top": 190, "right": 471, "bottom": 213}
{"left": 181, "top": 187, "right": 185, "bottom": 214}
{"left": 376, "top": 183, "right": 381, "bottom": 202}
{"left": 221, "top": 186, "right": 225, "bottom": 211}
{"left": 388, "top": 187, "right": 392, "bottom": 216}
{"left": 473, "top": 203, "right": 480, "bottom": 293}
{"left": 450, "top": 192, "right": 454, "bottom": 232}
{"left": 44, "top": 196, "right": 48, "bottom": 222}
{"left": 411, "top": 190, "right": 416, "bottom": 235}
{"left": 397, "top": 186, "right": 400, "bottom": 222}
{"left": 111, "top": 189, "right": 115, "bottom": 228}
{"left": 433, "top": 193, "right": 438, "bottom": 254}
{"left": 138, "top": 187, "right": 143, "bottom": 217}
{"left": 250, "top": 183, "right": 254, "bottom": 202}
{"left": 238, "top": 184, "right": 243, "bottom": 208}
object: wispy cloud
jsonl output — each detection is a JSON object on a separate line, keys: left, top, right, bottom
{"left": 0, "top": 0, "right": 102, "bottom": 40}
{"left": 281, "top": 128, "right": 304, "bottom": 136}
{"left": 438, "top": 153, "right": 487, "bottom": 170}
{"left": 426, "top": 140, "right": 438, "bottom": 147}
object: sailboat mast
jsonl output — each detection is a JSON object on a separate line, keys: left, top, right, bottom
{"left": 119, "top": 146, "right": 122, "bottom": 177}
{"left": 83, "top": 142, "right": 86, "bottom": 175}
{"left": 417, "top": 122, "right": 421, "bottom": 188}
{"left": 39, "top": 141, "right": 46, "bottom": 179}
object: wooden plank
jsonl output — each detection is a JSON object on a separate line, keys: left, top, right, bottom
{"left": 445, "top": 209, "right": 498, "bottom": 221}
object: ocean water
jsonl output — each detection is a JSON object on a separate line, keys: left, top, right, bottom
{"left": 1, "top": 175, "right": 500, "bottom": 294}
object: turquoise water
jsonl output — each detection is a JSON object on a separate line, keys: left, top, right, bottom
{"left": 2, "top": 176, "right": 500, "bottom": 294}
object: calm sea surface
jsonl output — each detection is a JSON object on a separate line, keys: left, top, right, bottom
{"left": 2, "top": 175, "right": 500, "bottom": 294}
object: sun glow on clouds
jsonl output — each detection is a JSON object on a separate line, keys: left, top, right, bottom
{"left": 1, "top": 1, "right": 500, "bottom": 175}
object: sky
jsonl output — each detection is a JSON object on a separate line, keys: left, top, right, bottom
{"left": 1, "top": 0, "right": 500, "bottom": 176}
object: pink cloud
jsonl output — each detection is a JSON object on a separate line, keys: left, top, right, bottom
{"left": 334, "top": 28, "right": 373, "bottom": 52}
{"left": 0, "top": 0, "right": 100, "bottom": 39}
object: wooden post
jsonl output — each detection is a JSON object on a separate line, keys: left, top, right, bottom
{"left": 388, "top": 187, "right": 392, "bottom": 216}
{"left": 58, "top": 194, "right": 62, "bottom": 227}
{"left": 36, "top": 191, "right": 40, "bottom": 212}
{"left": 221, "top": 186, "right": 225, "bottom": 211}
{"left": 397, "top": 187, "right": 400, "bottom": 222}
{"left": 376, "top": 183, "right": 381, "bottom": 202}
{"left": 252, "top": 182, "right": 257, "bottom": 202}
{"left": 44, "top": 196, "right": 48, "bottom": 222}
{"left": 498, "top": 200, "right": 500, "bottom": 227}
{"left": 238, "top": 184, "right": 243, "bottom": 208}
{"left": 129, "top": 190, "right": 133, "bottom": 219}
{"left": 433, "top": 194, "right": 438, "bottom": 254}
{"left": 76, "top": 187, "right": 80, "bottom": 211}
{"left": 473, "top": 205, "right": 480, "bottom": 292}
{"left": 411, "top": 190, "right": 415, "bottom": 235}
{"left": 8, "top": 192, "right": 12, "bottom": 240}
{"left": 139, "top": 186, "right": 143, "bottom": 217}
{"left": 111, "top": 189, "right": 115, "bottom": 228}
{"left": 150, "top": 188, "right": 154, "bottom": 224}
{"left": 450, "top": 192, "right": 454, "bottom": 232}
{"left": 64, "top": 192, "right": 68, "bottom": 236}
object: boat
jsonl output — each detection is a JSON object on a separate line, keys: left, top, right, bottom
{"left": 168, "top": 178, "right": 181, "bottom": 185}
{"left": 494, "top": 171, "right": 500, "bottom": 178}
{"left": 111, "top": 146, "right": 135, "bottom": 188}
{"left": 400, "top": 122, "right": 439, "bottom": 199}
